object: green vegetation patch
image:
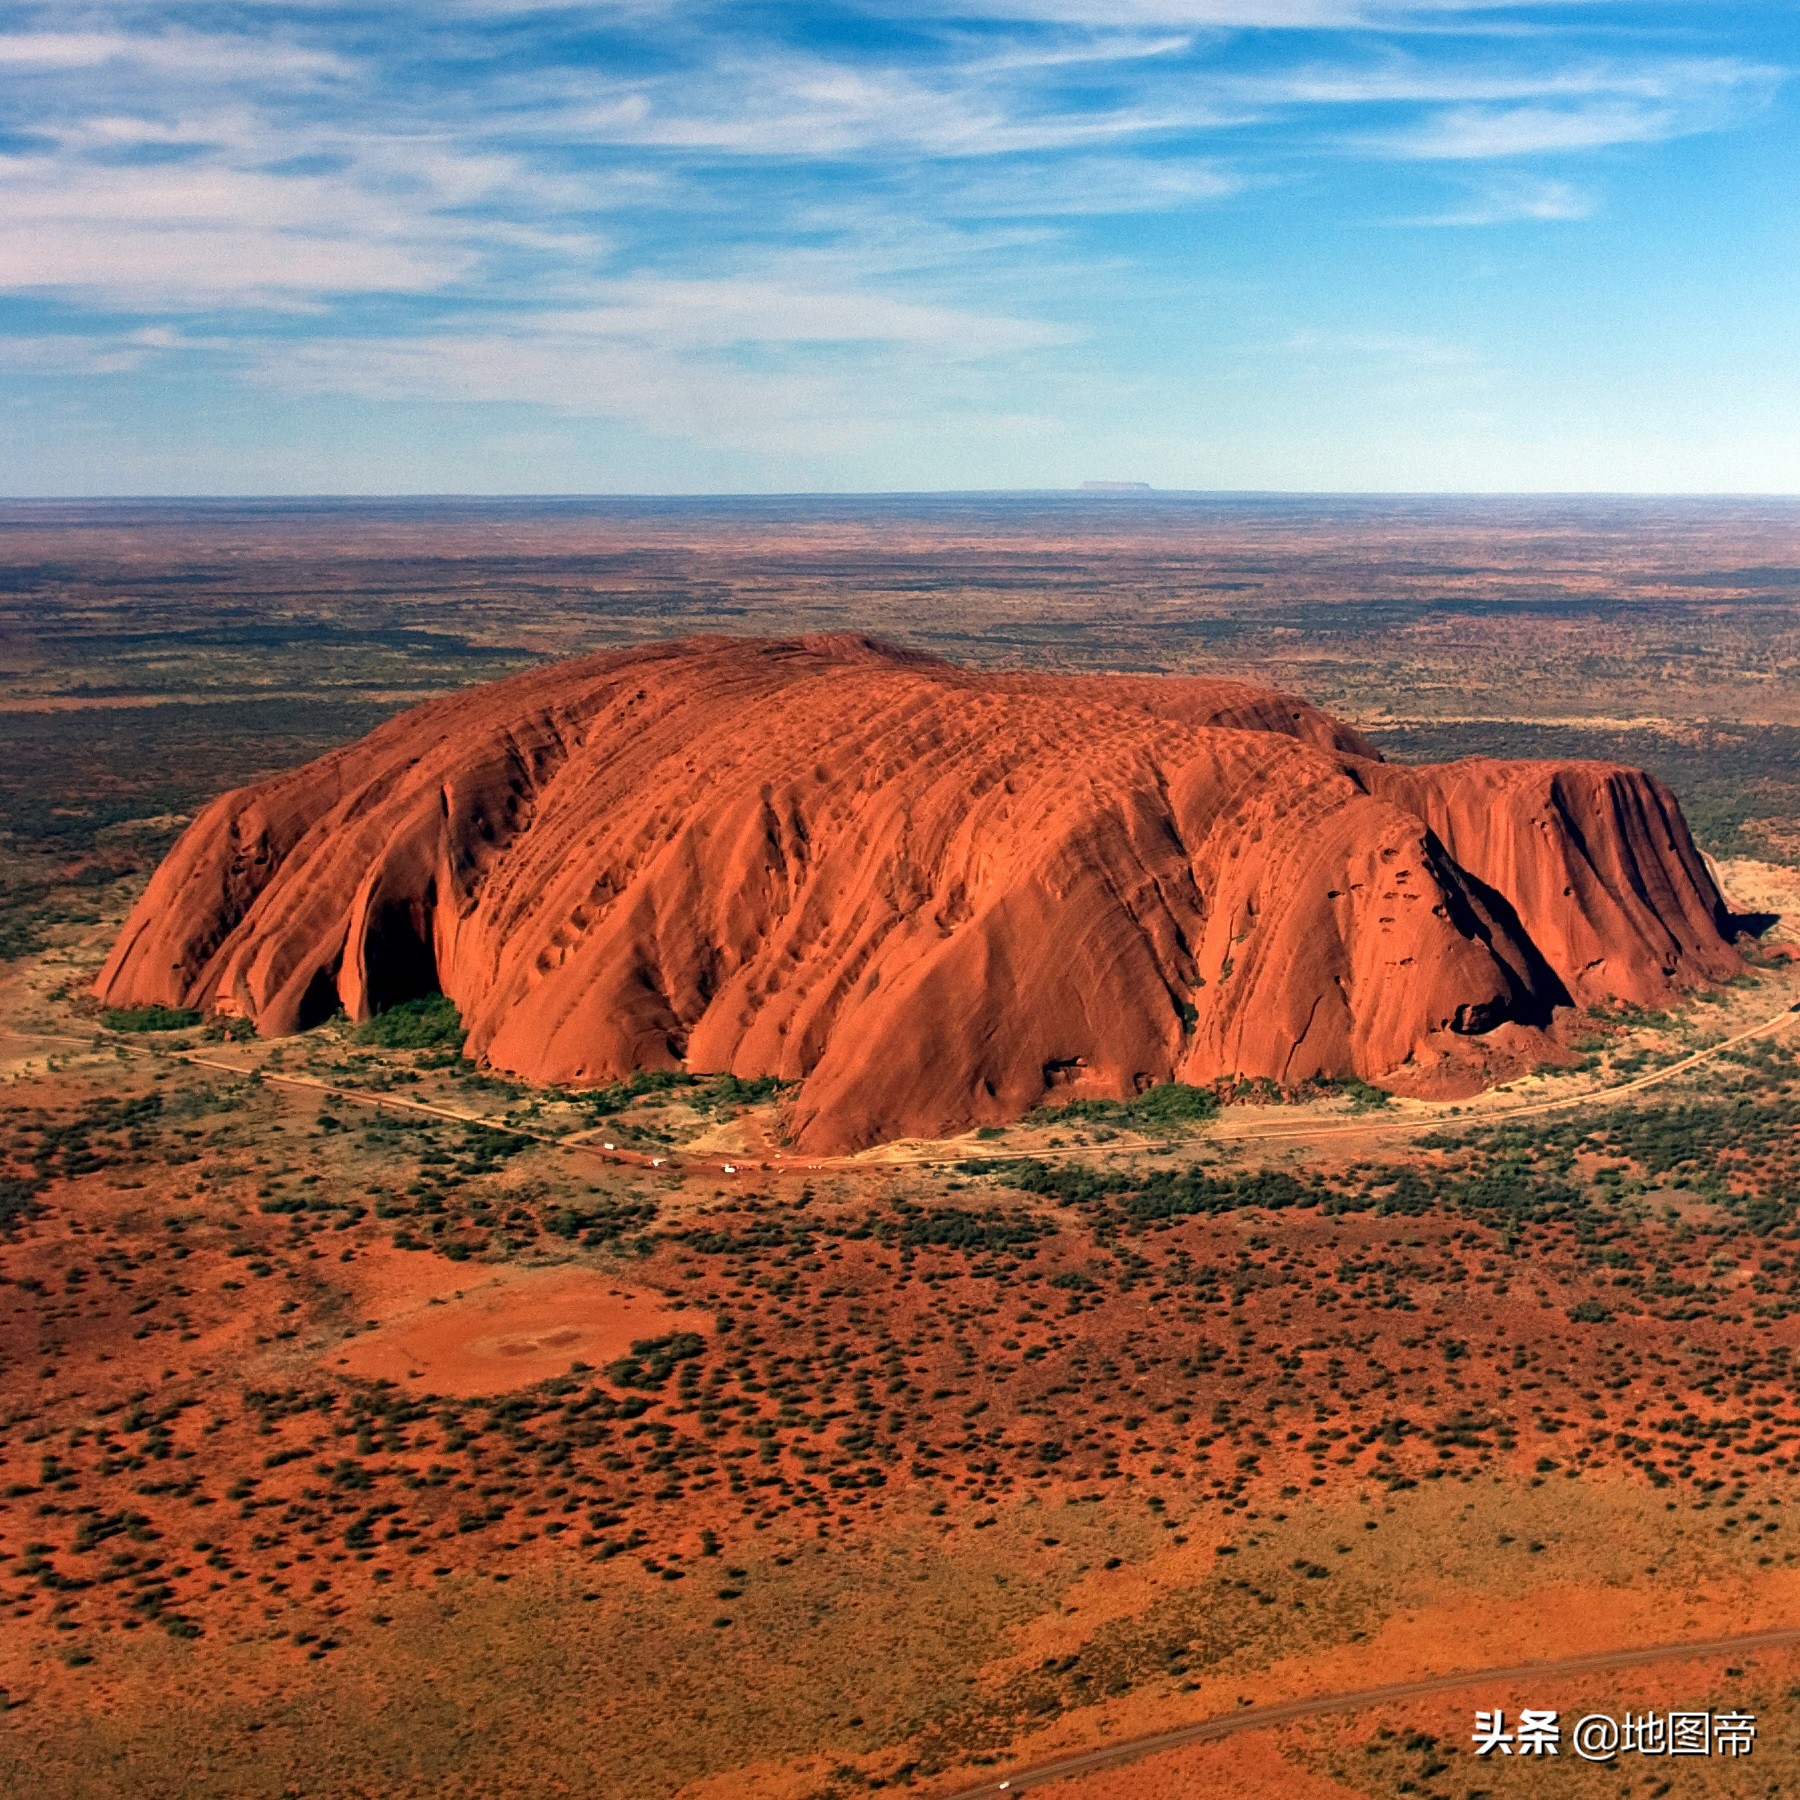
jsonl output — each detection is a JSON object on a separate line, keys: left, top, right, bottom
{"left": 1041, "top": 1081, "right": 1218, "bottom": 1131}
{"left": 582, "top": 1070, "right": 699, "bottom": 1115}
{"left": 100, "top": 1005, "right": 202, "bottom": 1033}
{"left": 607, "top": 1332, "right": 706, "bottom": 1390}
{"left": 353, "top": 995, "right": 465, "bottom": 1050}
{"left": 993, "top": 1157, "right": 1314, "bottom": 1224}
{"left": 677, "top": 1197, "right": 1047, "bottom": 1263}
{"left": 544, "top": 1193, "right": 660, "bottom": 1248}
{"left": 580, "top": 1070, "right": 788, "bottom": 1119}
{"left": 695, "top": 1073, "right": 784, "bottom": 1112}
{"left": 880, "top": 1199, "right": 1050, "bottom": 1254}
{"left": 969, "top": 1145, "right": 1598, "bottom": 1234}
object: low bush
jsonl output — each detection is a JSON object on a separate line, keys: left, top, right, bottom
{"left": 354, "top": 995, "right": 465, "bottom": 1050}
{"left": 101, "top": 1005, "right": 201, "bottom": 1033}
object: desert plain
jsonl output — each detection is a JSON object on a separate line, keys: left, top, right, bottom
{"left": 5, "top": 495, "right": 1800, "bottom": 1798}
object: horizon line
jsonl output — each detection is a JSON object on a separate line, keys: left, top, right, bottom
{"left": 3, "top": 488, "right": 1800, "bottom": 505}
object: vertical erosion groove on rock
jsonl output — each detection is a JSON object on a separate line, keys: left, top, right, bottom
{"left": 93, "top": 633, "right": 1748, "bottom": 1150}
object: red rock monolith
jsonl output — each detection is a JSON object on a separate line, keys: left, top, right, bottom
{"left": 96, "top": 635, "right": 1744, "bottom": 1150}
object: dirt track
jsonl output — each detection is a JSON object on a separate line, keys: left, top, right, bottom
{"left": 31, "top": 990, "right": 1800, "bottom": 1180}
{"left": 942, "top": 1623, "right": 1800, "bottom": 1796}
{"left": 864, "top": 993, "right": 1800, "bottom": 1171}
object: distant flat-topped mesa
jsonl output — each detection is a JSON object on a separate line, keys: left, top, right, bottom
{"left": 97, "top": 633, "right": 1746, "bottom": 1152}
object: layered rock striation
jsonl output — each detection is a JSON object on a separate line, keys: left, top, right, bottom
{"left": 96, "top": 634, "right": 1746, "bottom": 1150}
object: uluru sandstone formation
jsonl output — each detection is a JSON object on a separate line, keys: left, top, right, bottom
{"left": 96, "top": 634, "right": 1747, "bottom": 1151}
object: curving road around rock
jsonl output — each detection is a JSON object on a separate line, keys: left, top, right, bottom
{"left": 30, "top": 990, "right": 1793, "bottom": 1183}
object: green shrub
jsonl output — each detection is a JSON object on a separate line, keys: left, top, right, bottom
{"left": 354, "top": 995, "right": 465, "bottom": 1050}
{"left": 705, "top": 1072, "right": 782, "bottom": 1107}
{"left": 1046, "top": 1081, "right": 1218, "bottom": 1131}
{"left": 1128, "top": 1082, "right": 1220, "bottom": 1126}
{"left": 608, "top": 1333, "right": 705, "bottom": 1389}
{"left": 101, "top": 1005, "right": 201, "bottom": 1033}
{"left": 583, "top": 1069, "right": 698, "bottom": 1114}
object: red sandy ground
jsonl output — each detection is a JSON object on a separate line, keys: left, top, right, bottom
{"left": 331, "top": 1255, "right": 696, "bottom": 1397}
{"left": 7, "top": 1027, "right": 1800, "bottom": 1796}
{"left": 7, "top": 1077, "right": 1800, "bottom": 1657}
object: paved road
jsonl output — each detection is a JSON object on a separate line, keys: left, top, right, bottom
{"left": 941, "top": 1624, "right": 1800, "bottom": 1796}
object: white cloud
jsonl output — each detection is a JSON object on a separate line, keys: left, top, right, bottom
{"left": 0, "top": 150, "right": 487, "bottom": 300}
{"left": 255, "top": 324, "right": 1056, "bottom": 459}
{"left": 935, "top": 152, "right": 1241, "bottom": 212}
{"left": 540, "top": 278, "right": 1072, "bottom": 350}
{"left": 0, "top": 73, "right": 592, "bottom": 306}
{"left": 1403, "top": 171, "right": 1591, "bottom": 223}
{"left": 877, "top": 0, "right": 1586, "bottom": 25}
{"left": 240, "top": 270, "right": 1074, "bottom": 459}
{"left": 529, "top": 39, "right": 1775, "bottom": 169}
{"left": 1378, "top": 98, "right": 1681, "bottom": 158}
{"left": 555, "top": 55, "right": 1234, "bottom": 159}
{"left": 0, "top": 325, "right": 182, "bottom": 374}
{"left": 0, "top": 29, "right": 348, "bottom": 80}
{"left": 1232, "top": 54, "right": 1773, "bottom": 110}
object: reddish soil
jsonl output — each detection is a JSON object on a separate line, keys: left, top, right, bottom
{"left": 331, "top": 1261, "right": 697, "bottom": 1397}
{"left": 7, "top": 1032, "right": 1800, "bottom": 1795}
{"left": 95, "top": 635, "right": 1742, "bottom": 1152}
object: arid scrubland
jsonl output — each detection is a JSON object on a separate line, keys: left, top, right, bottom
{"left": 4, "top": 497, "right": 1800, "bottom": 1797}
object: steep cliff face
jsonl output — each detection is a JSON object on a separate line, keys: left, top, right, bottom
{"left": 1357, "top": 758, "right": 1740, "bottom": 1008}
{"left": 95, "top": 634, "right": 1744, "bottom": 1150}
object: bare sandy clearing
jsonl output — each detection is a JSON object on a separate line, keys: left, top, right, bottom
{"left": 329, "top": 1261, "right": 697, "bottom": 1396}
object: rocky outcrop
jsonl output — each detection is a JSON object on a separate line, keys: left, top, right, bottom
{"left": 95, "top": 634, "right": 1745, "bottom": 1150}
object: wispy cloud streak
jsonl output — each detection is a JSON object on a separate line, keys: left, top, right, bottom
{"left": 0, "top": 1, "right": 1786, "bottom": 473}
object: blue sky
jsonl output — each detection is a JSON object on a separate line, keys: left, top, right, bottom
{"left": 0, "top": 2, "right": 1794, "bottom": 494}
